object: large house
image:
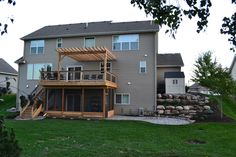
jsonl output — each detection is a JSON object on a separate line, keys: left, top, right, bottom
{"left": 16, "top": 20, "right": 184, "bottom": 119}
{"left": 0, "top": 58, "right": 18, "bottom": 93}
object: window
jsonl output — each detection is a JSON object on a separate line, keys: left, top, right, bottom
{"left": 84, "top": 37, "right": 95, "bottom": 48}
{"left": 173, "top": 80, "right": 178, "bottom": 84}
{"left": 30, "top": 40, "right": 44, "bottom": 54}
{"left": 56, "top": 38, "right": 62, "bottom": 48}
{"left": 112, "top": 34, "right": 139, "bottom": 51}
{"left": 27, "top": 63, "right": 52, "bottom": 80}
{"left": 139, "top": 61, "right": 147, "bottom": 73}
{"left": 100, "top": 62, "right": 112, "bottom": 72}
{"left": 115, "top": 93, "right": 130, "bottom": 105}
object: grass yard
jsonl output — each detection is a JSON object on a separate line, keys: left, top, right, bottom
{"left": 6, "top": 119, "right": 236, "bottom": 157}
{"left": 212, "top": 96, "right": 236, "bottom": 120}
{"left": 1, "top": 94, "right": 236, "bottom": 157}
{"left": 0, "top": 94, "right": 18, "bottom": 118}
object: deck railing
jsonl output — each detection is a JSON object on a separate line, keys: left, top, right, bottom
{"left": 40, "top": 70, "right": 117, "bottom": 83}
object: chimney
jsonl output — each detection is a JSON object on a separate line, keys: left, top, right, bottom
{"left": 150, "top": 20, "right": 153, "bottom": 25}
{"left": 85, "top": 22, "right": 88, "bottom": 29}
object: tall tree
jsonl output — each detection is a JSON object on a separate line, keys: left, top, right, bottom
{"left": 131, "top": 0, "right": 236, "bottom": 51}
{"left": 0, "top": 0, "right": 16, "bottom": 35}
{"left": 192, "top": 51, "right": 236, "bottom": 96}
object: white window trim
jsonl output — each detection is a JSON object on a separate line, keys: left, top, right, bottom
{"left": 139, "top": 61, "right": 147, "bottom": 74}
{"left": 30, "top": 40, "right": 45, "bottom": 54}
{"left": 84, "top": 37, "right": 96, "bottom": 48}
{"left": 100, "top": 62, "right": 112, "bottom": 72}
{"left": 115, "top": 93, "right": 130, "bottom": 105}
{"left": 56, "top": 38, "right": 63, "bottom": 48}
{"left": 66, "top": 65, "right": 83, "bottom": 80}
{"left": 112, "top": 34, "right": 139, "bottom": 51}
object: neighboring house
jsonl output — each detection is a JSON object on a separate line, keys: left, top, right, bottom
{"left": 156, "top": 53, "right": 184, "bottom": 93}
{"left": 0, "top": 58, "right": 18, "bottom": 93}
{"left": 230, "top": 55, "right": 236, "bottom": 80}
{"left": 188, "top": 83, "right": 210, "bottom": 95}
{"left": 16, "top": 21, "right": 159, "bottom": 118}
{"left": 165, "top": 72, "right": 185, "bottom": 94}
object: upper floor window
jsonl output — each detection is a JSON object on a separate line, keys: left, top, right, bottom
{"left": 139, "top": 61, "right": 147, "bottom": 73}
{"left": 56, "top": 38, "right": 62, "bottom": 48}
{"left": 112, "top": 34, "right": 139, "bottom": 51}
{"left": 84, "top": 37, "right": 95, "bottom": 48}
{"left": 27, "top": 63, "right": 52, "bottom": 80}
{"left": 30, "top": 40, "right": 44, "bottom": 54}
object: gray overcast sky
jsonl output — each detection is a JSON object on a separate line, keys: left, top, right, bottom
{"left": 0, "top": 0, "right": 235, "bottom": 84}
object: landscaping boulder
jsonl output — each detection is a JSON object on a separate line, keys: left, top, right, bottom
{"left": 157, "top": 110, "right": 164, "bottom": 114}
{"left": 166, "top": 105, "right": 175, "bottom": 110}
{"left": 172, "top": 110, "right": 179, "bottom": 114}
{"left": 203, "top": 105, "right": 211, "bottom": 110}
{"left": 157, "top": 105, "right": 165, "bottom": 110}
{"left": 165, "top": 110, "right": 171, "bottom": 114}
{"left": 176, "top": 106, "right": 184, "bottom": 110}
{"left": 157, "top": 93, "right": 162, "bottom": 99}
{"left": 168, "top": 94, "right": 173, "bottom": 99}
{"left": 183, "top": 106, "right": 190, "bottom": 110}
{"left": 166, "top": 99, "right": 174, "bottom": 103}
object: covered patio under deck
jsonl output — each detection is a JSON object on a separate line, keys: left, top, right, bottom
{"left": 40, "top": 46, "right": 117, "bottom": 118}
{"left": 45, "top": 87, "right": 115, "bottom": 118}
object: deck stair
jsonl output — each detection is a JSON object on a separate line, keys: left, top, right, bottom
{"left": 20, "top": 85, "right": 45, "bottom": 119}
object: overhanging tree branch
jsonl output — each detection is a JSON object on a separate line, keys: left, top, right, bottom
{"left": 131, "top": 0, "right": 236, "bottom": 51}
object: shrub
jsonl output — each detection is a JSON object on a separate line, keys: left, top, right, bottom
{"left": 0, "top": 116, "right": 21, "bottom": 157}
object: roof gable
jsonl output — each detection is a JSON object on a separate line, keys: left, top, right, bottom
{"left": 21, "top": 21, "right": 159, "bottom": 40}
{"left": 157, "top": 53, "right": 184, "bottom": 67}
{"left": 0, "top": 58, "right": 17, "bottom": 75}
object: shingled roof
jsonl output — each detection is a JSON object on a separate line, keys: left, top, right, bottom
{"left": 157, "top": 53, "right": 184, "bottom": 67}
{"left": 21, "top": 20, "right": 159, "bottom": 40}
{"left": 164, "top": 72, "right": 185, "bottom": 78}
{"left": 0, "top": 58, "right": 17, "bottom": 75}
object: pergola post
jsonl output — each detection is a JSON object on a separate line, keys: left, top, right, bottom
{"left": 57, "top": 53, "right": 61, "bottom": 80}
{"left": 103, "top": 51, "right": 107, "bottom": 81}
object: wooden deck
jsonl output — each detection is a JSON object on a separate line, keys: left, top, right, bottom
{"left": 39, "top": 70, "right": 118, "bottom": 88}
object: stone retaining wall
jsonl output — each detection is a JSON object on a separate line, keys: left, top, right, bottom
{"left": 156, "top": 93, "right": 213, "bottom": 119}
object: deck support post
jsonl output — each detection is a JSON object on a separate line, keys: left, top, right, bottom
{"left": 81, "top": 88, "right": 85, "bottom": 117}
{"left": 103, "top": 88, "right": 106, "bottom": 118}
{"left": 62, "top": 88, "right": 65, "bottom": 112}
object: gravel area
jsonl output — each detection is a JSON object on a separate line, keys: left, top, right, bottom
{"left": 107, "top": 116, "right": 194, "bottom": 125}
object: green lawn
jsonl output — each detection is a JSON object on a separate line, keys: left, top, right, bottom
{"left": 211, "top": 96, "right": 236, "bottom": 120}
{"left": 6, "top": 119, "right": 236, "bottom": 157}
{"left": 1, "top": 94, "right": 236, "bottom": 157}
{"left": 0, "top": 94, "right": 18, "bottom": 118}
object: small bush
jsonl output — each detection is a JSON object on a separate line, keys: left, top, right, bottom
{"left": 0, "top": 116, "right": 21, "bottom": 157}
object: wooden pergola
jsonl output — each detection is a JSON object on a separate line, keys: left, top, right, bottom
{"left": 56, "top": 46, "right": 116, "bottom": 78}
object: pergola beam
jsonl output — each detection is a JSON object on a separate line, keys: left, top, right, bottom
{"left": 56, "top": 47, "right": 116, "bottom": 62}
